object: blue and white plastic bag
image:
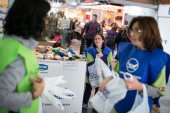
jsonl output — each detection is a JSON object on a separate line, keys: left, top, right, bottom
{"left": 88, "top": 57, "right": 112, "bottom": 87}
{"left": 90, "top": 72, "right": 127, "bottom": 113}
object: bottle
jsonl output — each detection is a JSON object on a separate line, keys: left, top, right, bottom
{"left": 68, "top": 52, "right": 73, "bottom": 61}
{"left": 68, "top": 48, "right": 75, "bottom": 54}
{"left": 52, "top": 49, "right": 60, "bottom": 54}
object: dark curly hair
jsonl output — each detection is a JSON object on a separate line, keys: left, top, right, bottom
{"left": 4, "top": 0, "right": 50, "bottom": 40}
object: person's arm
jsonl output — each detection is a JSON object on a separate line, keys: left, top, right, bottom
{"left": 97, "top": 24, "right": 102, "bottom": 34}
{"left": 81, "top": 27, "right": 85, "bottom": 37}
{"left": 114, "top": 61, "right": 160, "bottom": 98}
{"left": 142, "top": 84, "right": 159, "bottom": 98}
{"left": 0, "top": 56, "right": 32, "bottom": 111}
{"left": 152, "top": 66, "right": 166, "bottom": 96}
{"left": 81, "top": 23, "right": 89, "bottom": 37}
{"left": 115, "top": 30, "right": 123, "bottom": 44}
{"left": 138, "top": 66, "right": 166, "bottom": 98}
{"left": 125, "top": 66, "right": 166, "bottom": 98}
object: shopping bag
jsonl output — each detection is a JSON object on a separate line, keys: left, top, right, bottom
{"left": 95, "top": 57, "right": 103, "bottom": 81}
{"left": 88, "top": 61, "right": 100, "bottom": 87}
{"left": 49, "top": 86, "right": 75, "bottom": 99}
{"left": 44, "top": 76, "right": 66, "bottom": 88}
{"left": 42, "top": 89, "right": 64, "bottom": 110}
{"left": 103, "top": 72, "right": 128, "bottom": 113}
{"left": 90, "top": 72, "right": 128, "bottom": 113}
{"left": 42, "top": 76, "right": 75, "bottom": 110}
{"left": 97, "top": 57, "right": 112, "bottom": 78}
{"left": 89, "top": 91, "right": 107, "bottom": 113}
{"left": 88, "top": 57, "right": 112, "bottom": 87}
{"left": 128, "top": 84, "right": 150, "bottom": 113}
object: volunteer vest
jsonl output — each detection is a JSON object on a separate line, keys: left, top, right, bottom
{"left": 85, "top": 47, "right": 112, "bottom": 83}
{"left": 85, "top": 46, "right": 112, "bottom": 67}
{"left": 0, "top": 37, "right": 39, "bottom": 113}
{"left": 114, "top": 42, "right": 169, "bottom": 113}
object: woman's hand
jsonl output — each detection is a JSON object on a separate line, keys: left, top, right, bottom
{"left": 96, "top": 53, "right": 103, "bottom": 58}
{"left": 124, "top": 78, "right": 143, "bottom": 91}
{"left": 30, "top": 77, "right": 45, "bottom": 99}
{"left": 99, "top": 77, "right": 111, "bottom": 92}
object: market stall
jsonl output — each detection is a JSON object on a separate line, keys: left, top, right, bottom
{"left": 35, "top": 44, "right": 86, "bottom": 113}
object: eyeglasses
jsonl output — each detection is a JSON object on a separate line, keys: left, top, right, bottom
{"left": 129, "top": 29, "right": 142, "bottom": 33}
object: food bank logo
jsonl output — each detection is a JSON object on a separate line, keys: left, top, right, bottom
{"left": 39, "top": 64, "right": 48, "bottom": 71}
{"left": 126, "top": 58, "right": 139, "bottom": 73}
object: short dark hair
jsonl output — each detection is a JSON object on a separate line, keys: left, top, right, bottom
{"left": 110, "top": 22, "right": 118, "bottom": 30}
{"left": 128, "top": 16, "right": 163, "bottom": 50}
{"left": 4, "top": 0, "right": 50, "bottom": 40}
{"left": 93, "top": 33, "right": 105, "bottom": 49}
{"left": 93, "top": 14, "right": 98, "bottom": 18}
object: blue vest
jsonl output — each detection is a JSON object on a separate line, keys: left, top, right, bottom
{"left": 85, "top": 46, "right": 112, "bottom": 77}
{"left": 114, "top": 42, "right": 169, "bottom": 113}
{"left": 166, "top": 56, "right": 170, "bottom": 83}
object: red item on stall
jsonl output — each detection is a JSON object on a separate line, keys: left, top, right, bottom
{"left": 53, "top": 35, "right": 61, "bottom": 42}
{"left": 86, "top": 15, "right": 90, "bottom": 20}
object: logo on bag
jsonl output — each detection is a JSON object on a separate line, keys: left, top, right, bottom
{"left": 39, "top": 64, "right": 48, "bottom": 71}
{"left": 126, "top": 58, "right": 139, "bottom": 72}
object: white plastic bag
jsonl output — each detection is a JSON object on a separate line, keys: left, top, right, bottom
{"left": 88, "top": 57, "right": 112, "bottom": 87}
{"left": 42, "top": 76, "right": 75, "bottom": 110}
{"left": 88, "top": 62, "right": 100, "bottom": 87}
{"left": 90, "top": 72, "right": 128, "bottom": 113}
{"left": 128, "top": 84, "right": 150, "bottom": 113}
{"left": 49, "top": 86, "right": 75, "bottom": 99}
{"left": 42, "top": 89, "right": 64, "bottom": 110}
{"left": 89, "top": 91, "right": 107, "bottom": 113}
{"left": 97, "top": 57, "right": 112, "bottom": 78}
{"left": 103, "top": 72, "right": 128, "bottom": 113}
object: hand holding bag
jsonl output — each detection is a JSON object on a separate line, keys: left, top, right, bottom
{"left": 128, "top": 84, "right": 150, "bottom": 113}
{"left": 90, "top": 72, "right": 127, "bottom": 113}
{"left": 88, "top": 57, "right": 113, "bottom": 87}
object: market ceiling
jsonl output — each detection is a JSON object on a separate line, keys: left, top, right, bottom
{"left": 124, "top": 0, "right": 170, "bottom": 4}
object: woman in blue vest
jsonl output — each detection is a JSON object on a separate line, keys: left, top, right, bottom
{"left": 0, "top": 0, "right": 50, "bottom": 113}
{"left": 82, "top": 33, "right": 113, "bottom": 109}
{"left": 99, "top": 16, "right": 170, "bottom": 113}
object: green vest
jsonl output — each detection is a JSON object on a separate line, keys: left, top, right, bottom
{"left": 0, "top": 37, "right": 39, "bottom": 113}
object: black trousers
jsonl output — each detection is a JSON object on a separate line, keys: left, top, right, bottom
{"left": 9, "top": 111, "right": 19, "bottom": 113}
{"left": 83, "top": 83, "right": 99, "bottom": 105}
{"left": 86, "top": 38, "right": 93, "bottom": 48}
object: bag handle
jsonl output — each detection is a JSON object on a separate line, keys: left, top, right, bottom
{"left": 123, "top": 72, "right": 148, "bottom": 103}
{"left": 142, "top": 84, "right": 148, "bottom": 103}
{"left": 123, "top": 72, "right": 134, "bottom": 80}
{"left": 112, "top": 71, "right": 120, "bottom": 79}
